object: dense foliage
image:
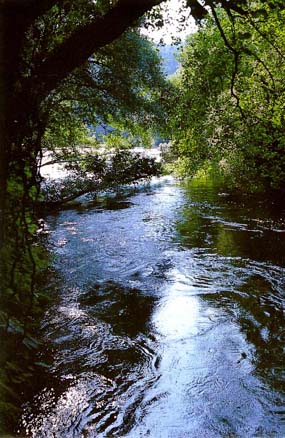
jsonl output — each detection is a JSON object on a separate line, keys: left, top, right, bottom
{"left": 42, "top": 150, "right": 162, "bottom": 206}
{"left": 44, "top": 29, "right": 167, "bottom": 154}
{"left": 167, "top": 2, "right": 285, "bottom": 191}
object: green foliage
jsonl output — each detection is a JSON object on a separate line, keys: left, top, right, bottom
{"left": 42, "top": 150, "right": 162, "bottom": 205}
{"left": 102, "top": 126, "right": 152, "bottom": 150}
{"left": 44, "top": 112, "right": 90, "bottom": 150}
{"left": 42, "top": 30, "right": 167, "bottom": 155}
{"left": 103, "top": 132, "right": 133, "bottom": 150}
{"left": 0, "top": 206, "right": 51, "bottom": 432}
{"left": 167, "top": 4, "right": 285, "bottom": 191}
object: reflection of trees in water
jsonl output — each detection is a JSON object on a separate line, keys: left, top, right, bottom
{"left": 236, "top": 274, "right": 285, "bottom": 393}
{"left": 177, "top": 195, "right": 285, "bottom": 264}
{"left": 75, "top": 281, "right": 160, "bottom": 436}
{"left": 176, "top": 182, "right": 285, "bottom": 393}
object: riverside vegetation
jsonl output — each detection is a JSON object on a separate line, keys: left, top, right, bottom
{"left": 0, "top": 0, "right": 285, "bottom": 434}
{"left": 166, "top": 2, "right": 285, "bottom": 192}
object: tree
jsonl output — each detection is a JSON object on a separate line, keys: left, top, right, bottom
{"left": 43, "top": 28, "right": 167, "bottom": 153}
{"left": 0, "top": 0, "right": 250, "bottom": 206}
{"left": 0, "top": 1, "right": 255, "bottom": 235}
{"left": 42, "top": 150, "right": 162, "bottom": 206}
{"left": 166, "top": 3, "right": 285, "bottom": 190}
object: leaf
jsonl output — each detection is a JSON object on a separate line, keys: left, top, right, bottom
{"left": 35, "top": 361, "right": 50, "bottom": 369}
{"left": 22, "top": 336, "right": 40, "bottom": 350}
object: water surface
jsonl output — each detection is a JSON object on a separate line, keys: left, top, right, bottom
{"left": 21, "top": 177, "right": 285, "bottom": 437}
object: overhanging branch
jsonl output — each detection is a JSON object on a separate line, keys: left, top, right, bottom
{"left": 1, "top": 0, "right": 59, "bottom": 24}
{"left": 31, "top": 0, "right": 165, "bottom": 98}
{"left": 210, "top": 5, "right": 245, "bottom": 119}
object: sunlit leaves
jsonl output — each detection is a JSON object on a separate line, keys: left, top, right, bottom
{"left": 166, "top": 3, "right": 285, "bottom": 190}
{"left": 42, "top": 30, "right": 167, "bottom": 154}
{"left": 42, "top": 150, "right": 162, "bottom": 205}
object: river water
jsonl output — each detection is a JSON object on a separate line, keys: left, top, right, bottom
{"left": 21, "top": 176, "right": 285, "bottom": 437}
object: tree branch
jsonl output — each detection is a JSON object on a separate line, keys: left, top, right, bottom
{"left": 210, "top": 5, "right": 245, "bottom": 119}
{"left": 219, "top": 0, "right": 247, "bottom": 16}
{"left": 1, "top": 0, "right": 58, "bottom": 19}
{"left": 46, "top": 187, "right": 95, "bottom": 207}
{"left": 31, "top": 0, "right": 165, "bottom": 98}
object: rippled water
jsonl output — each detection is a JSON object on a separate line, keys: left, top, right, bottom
{"left": 21, "top": 177, "right": 285, "bottom": 437}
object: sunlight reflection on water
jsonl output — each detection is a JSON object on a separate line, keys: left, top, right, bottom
{"left": 155, "top": 294, "right": 199, "bottom": 340}
{"left": 21, "top": 176, "right": 285, "bottom": 438}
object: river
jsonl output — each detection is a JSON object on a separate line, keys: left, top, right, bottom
{"left": 20, "top": 176, "right": 285, "bottom": 437}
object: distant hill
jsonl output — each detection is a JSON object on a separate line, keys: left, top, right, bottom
{"left": 159, "top": 45, "right": 180, "bottom": 76}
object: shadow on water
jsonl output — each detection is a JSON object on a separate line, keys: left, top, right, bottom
{"left": 20, "top": 281, "right": 159, "bottom": 438}
{"left": 79, "top": 282, "right": 157, "bottom": 338}
{"left": 57, "top": 181, "right": 159, "bottom": 214}
{"left": 61, "top": 198, "right": 135, "bottom": 214}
